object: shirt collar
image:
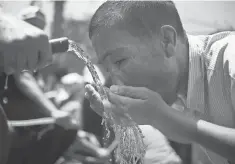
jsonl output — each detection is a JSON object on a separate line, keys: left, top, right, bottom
{"left": 185, "top": 34, "right": 206, "bottom": 114}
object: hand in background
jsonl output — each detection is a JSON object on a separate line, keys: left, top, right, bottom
{"left": 0, "top": 12, "right": 52, "bottom": 74}
{"left": 52, "top": 110, "right": 78, "bottom": 130}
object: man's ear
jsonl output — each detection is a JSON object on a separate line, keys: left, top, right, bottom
{"left": 160, "top": 25, "right": 177, "bottom": 58}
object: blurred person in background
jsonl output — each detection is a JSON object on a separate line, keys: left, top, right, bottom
{"left": 2, "top": 5, "right": 75, "bottom": 130}
{"left": 2, "top": 6, "right": 76, "bottom": 164}
{"left": 3, "top": 6, "right": 106, "bottom": 164}
{"left": 0, "top": 5, "right": 52, "bottom": 164}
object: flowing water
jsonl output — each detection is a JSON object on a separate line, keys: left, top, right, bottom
{"left": 68, "top": 40, "right": 146, "bottom": 164}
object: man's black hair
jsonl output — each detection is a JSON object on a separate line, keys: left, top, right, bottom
{"left": 89, "top": 1, "right": 185, "bottom": 39}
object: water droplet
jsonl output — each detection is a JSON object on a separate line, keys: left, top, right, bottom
{"left": 4, "top": 75, "right": 8, "bottom": 90}
{"left": 3, "top": 97, "right": 8, "bottom": 104}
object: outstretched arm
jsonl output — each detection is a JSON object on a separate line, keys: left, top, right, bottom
{"left": 161, "top": 106, "right": 235, "bottom": 163}
{"left": 14, "top": 71, "right": 80, "bottom": 130}
{"left": 14, "top": 71, "right": 58, "bottom": 116}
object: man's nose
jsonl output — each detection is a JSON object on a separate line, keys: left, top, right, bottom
{"left": 110, "top": 75, "right": 123, "bottom": 86}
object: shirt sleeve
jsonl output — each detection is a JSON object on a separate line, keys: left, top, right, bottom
{"left": 223, "top": 34, "right": 235, "bottom": 111}
{"left": 230, "top": 76, "right": 235, "bottom": 110}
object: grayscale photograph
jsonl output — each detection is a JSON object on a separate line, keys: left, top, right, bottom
{"left": 0, "top": 1, "right": 234, "bottom": 164}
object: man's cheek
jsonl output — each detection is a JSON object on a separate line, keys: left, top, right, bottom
{"left": 111, "top": 67, "right": 134, "bottom": 86}
{"left": 111, "top": 76, "right": 124, "bottom": 85}
{"left": 109, "top": 63, "right": 144, "bottom": 86}
{"left": 123, "top": 65, "right": 147, "bottom": 85}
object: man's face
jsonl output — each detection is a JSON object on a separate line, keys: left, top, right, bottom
{"left": 91, "top": 27, "right": 179, "bottom": 104}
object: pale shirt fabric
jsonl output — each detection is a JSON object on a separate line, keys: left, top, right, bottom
{"left": 174, "top": 31, "right": 235, "bottom": 164}
{"left": 139, "top": 125, "right": 182, "bottom": 164}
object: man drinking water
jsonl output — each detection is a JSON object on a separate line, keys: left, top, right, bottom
{"left": 85, "top": 1, "right": 235, "bottom": 164}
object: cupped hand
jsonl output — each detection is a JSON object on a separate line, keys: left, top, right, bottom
{"left": 107, "top": 85, "right": 170, "bottom": 125}
{"left": 85, "top": 84, "right": 169, "bottom": 126}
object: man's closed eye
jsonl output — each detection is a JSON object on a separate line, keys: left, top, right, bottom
{"left": 114, "top": 59, "right": 127, "bottom": 67}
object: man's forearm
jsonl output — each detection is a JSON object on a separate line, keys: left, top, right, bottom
{"left": 152, "top": 107, "right": 194, "bottom": 144}
{"left": 163, "top": 106, "right": 235, "bottom": 162}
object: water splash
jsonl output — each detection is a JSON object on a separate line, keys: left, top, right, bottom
{"left": 68, "top": 40, "right": 146, "bottom": 164}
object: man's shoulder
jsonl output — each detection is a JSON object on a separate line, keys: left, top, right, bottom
{"left": 190, "top": 31, "right": 235, "bottom": 71}
{"left": 222, "top": 33, "right": 235, "bottom": 78}
{"left": 187, "top": 31, "right": 234, "bottom": 72}
{"left": 187, "top": 31, "right": 234, "bottom": 51}
{"left": 199, "top": 31, "right": 235, "bottom": 82}
{"left": 205, "top": 31, "right": 235, "bottom": 53}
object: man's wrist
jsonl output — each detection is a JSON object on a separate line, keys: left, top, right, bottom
{"left": 164, "top": 106, "right": 198, "bottom": 142}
